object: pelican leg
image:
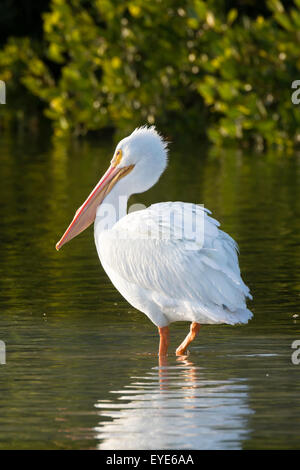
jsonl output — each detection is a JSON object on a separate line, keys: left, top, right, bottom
{"left": 158, "top": 326, "right": 170, "bottom": 356}
{"left": 176, "top": 322, "right": 201, "bottom": 356}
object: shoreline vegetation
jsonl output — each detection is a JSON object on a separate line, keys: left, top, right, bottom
{"left": 0, "top": 0, "right": 300, "bottom": 150}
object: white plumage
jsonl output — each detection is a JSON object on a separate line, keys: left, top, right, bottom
{"left": 56, "top": 126, "right": 253, "bottom": 355}
{"left": 96, "top": 201, "right": 252, "bottom": 328}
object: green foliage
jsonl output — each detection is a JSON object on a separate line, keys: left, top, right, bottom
{"left": 0, "top": 0, "right": 300, "bottom": 148}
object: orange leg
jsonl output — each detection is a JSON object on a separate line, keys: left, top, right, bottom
{"left": 158, "top": 326, "right": 170, "bottom": 356}
{"left": 176, "top": 322, "right": 201, "bottom": 356}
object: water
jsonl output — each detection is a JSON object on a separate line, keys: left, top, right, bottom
{"left": 0, "top": 133, "right": 299, "bottom": 449}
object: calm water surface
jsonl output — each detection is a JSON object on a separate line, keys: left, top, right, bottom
{"left": 0, "top": 133, "right": 299, "bottom": 449}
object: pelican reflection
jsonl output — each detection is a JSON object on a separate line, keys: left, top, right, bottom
{"left": 94, "top": 357, "right": 252, "bottom": 450}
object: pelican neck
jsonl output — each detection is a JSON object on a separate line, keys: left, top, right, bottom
{"left": 95, "top": 189, "right": 129, "bottom": 233}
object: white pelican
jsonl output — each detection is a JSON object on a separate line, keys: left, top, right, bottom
{"left": 56, "top": 126, "right": 253, "bottom": 356}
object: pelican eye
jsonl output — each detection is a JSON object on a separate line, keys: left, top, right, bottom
{"left": 114, "top": 149, "right": 122, "bottom": 166}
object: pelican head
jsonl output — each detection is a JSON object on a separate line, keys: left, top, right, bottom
{"left": 56, "top": 126, "right": 168, "bottom": 250}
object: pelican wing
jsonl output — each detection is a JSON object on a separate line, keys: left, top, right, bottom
{"left": 98, "top": 202, "right": 252, "bottom": 324}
